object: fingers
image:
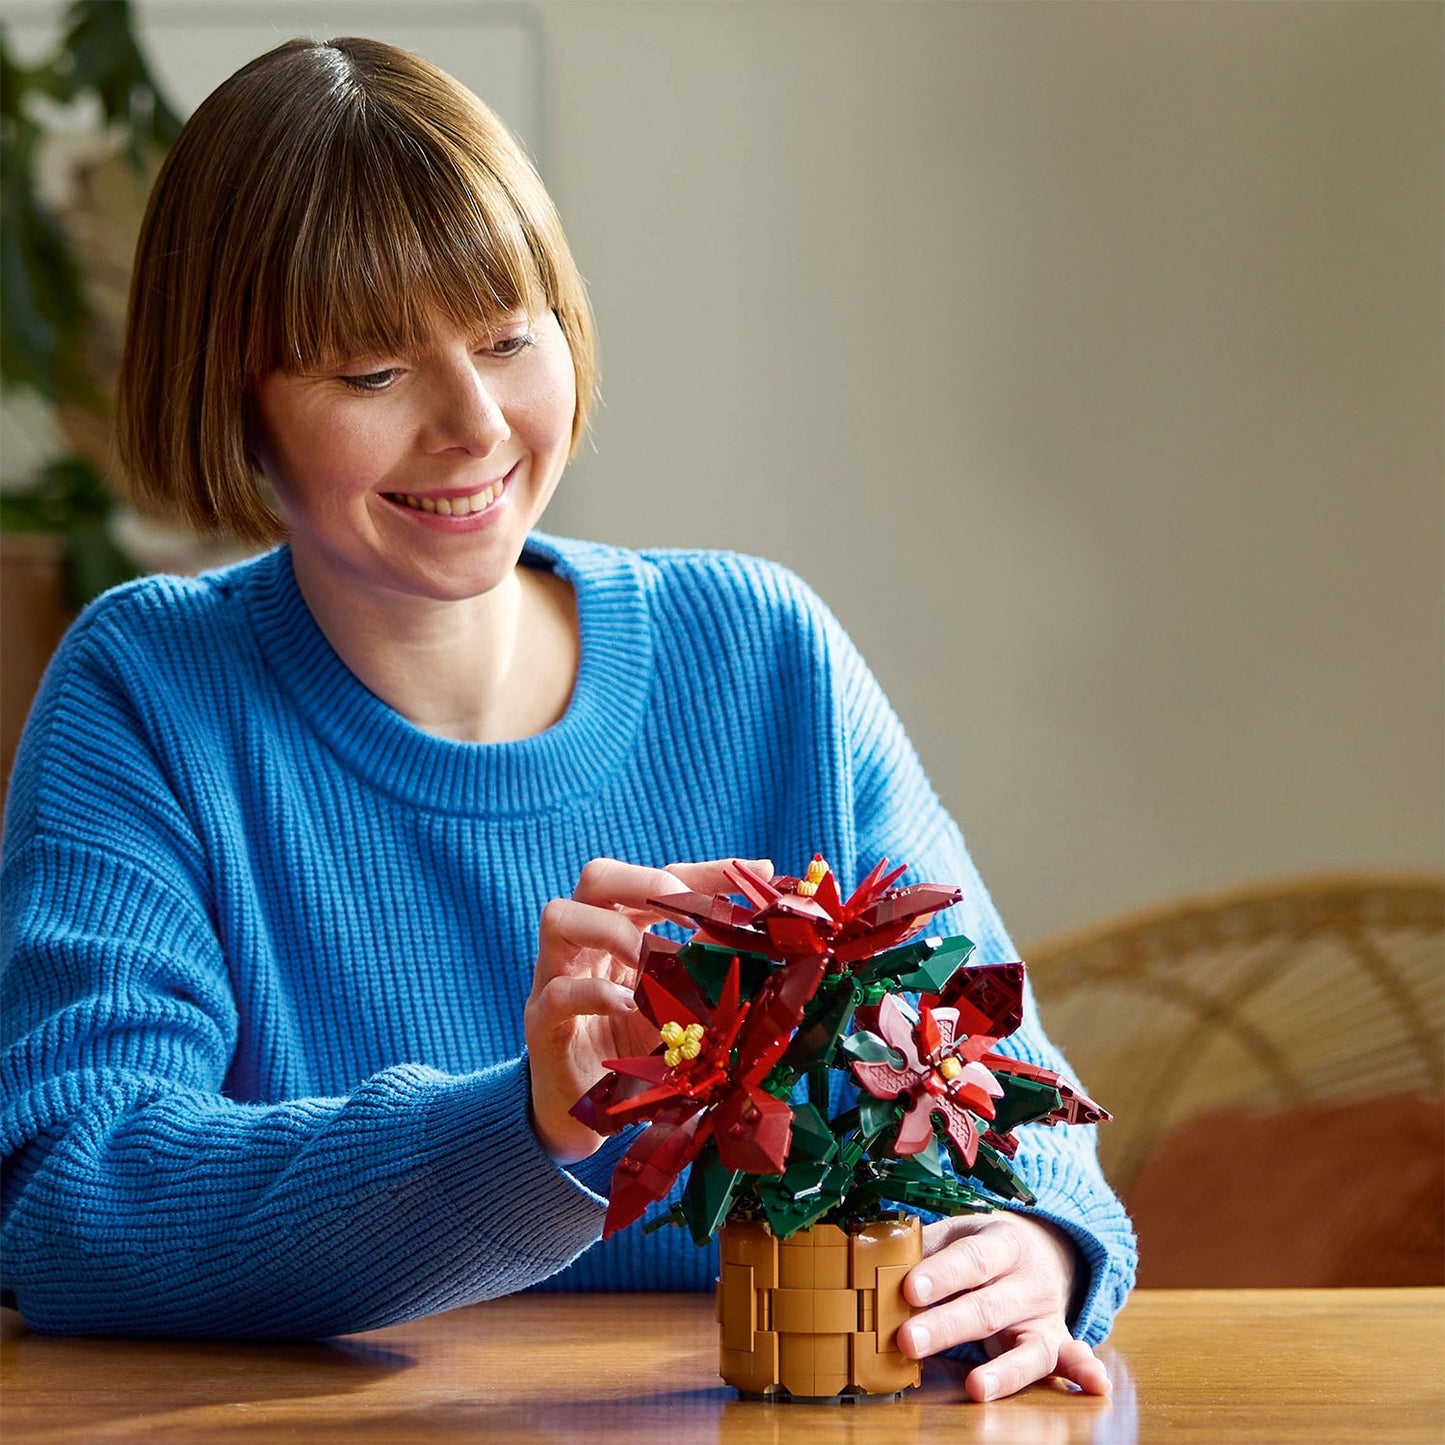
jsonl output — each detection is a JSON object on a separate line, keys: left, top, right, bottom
{"left": 532, "top": 897, "right": 646, "bottom": 990}
{"left": 899, "top": 1274, "right": 1025, "bottom": 1360}
{"left": 1054, "top": 1338, "right": 1112, "bottom": 1395}
{"left": 966, "top": 1329, "right": 1056, "bottom": 1403}
{"left": 899, "top": 1213, "right": 1092, "bottom": 1398}
{"left": 662, "top": 857, "right": 775, "bottom": 896}
{"left": 534, "top": 858, "right": 776, "bottom": 995}
{"left": 569, "top": 856, "right": 775, "bottom": 914}
{"left": 525, "top": 974, "right": 638, "bottom": 1033}
{"left": 908, "top": 1218, "right": 1022, "bottom": 1307}
{"left": 523, "top": 853, "right": 774, "bottom": 1163}
{"left": 524, "top": 974, "right": 646, "bottom": 1164}
{"left": 571, "top": 857, "right": 692, "bottom": 910}
{"left": 965, "top": 1333, "right": 1110, "bottom": 1403}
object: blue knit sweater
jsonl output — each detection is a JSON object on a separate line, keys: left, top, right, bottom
{"left": 1, "top": 533, "right": 1135, "bottom": 1340}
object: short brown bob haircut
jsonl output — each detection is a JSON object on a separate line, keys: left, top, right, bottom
{"left": 116, "top": 37, "right": 596, "bottom": 543}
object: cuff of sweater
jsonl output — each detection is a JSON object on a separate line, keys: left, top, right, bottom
{"left": 561, "top": 1127, "right": 638, "bottom": 1198}
{"left": 421, "top": 1057, "right": 606, "bottom": 1288}
{"left": 1010, "top": 1163, "right": 1138, "bottom": 1347}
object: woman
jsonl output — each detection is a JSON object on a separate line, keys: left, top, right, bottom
{"left": 0, "top": 37, "right": 1133, "bottom": 1401}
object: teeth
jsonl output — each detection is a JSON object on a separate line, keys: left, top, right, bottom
{"left": 392, "top": 481, "right": 503, "bottom": 516}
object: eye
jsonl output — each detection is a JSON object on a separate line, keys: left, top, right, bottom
{"left": 485, "top": 331, "right": 536, "bottom": 359}
{"left": 338, "top": 368, "right": 402, "bottom": 394}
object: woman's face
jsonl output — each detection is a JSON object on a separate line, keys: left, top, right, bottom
{"left": 250, "top": 305, "right": 576, "bottom": 611}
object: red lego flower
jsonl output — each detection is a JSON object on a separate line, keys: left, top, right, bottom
{"left": 650, "top": 856, "right": 962, "bottom": 969}
{"left": 571, "top": 855, "right": 1114, "bottom": 1251}
{"left": 574, "top": 946, "right": 829, "bottom": 1238}
{"left": 849, "top": 994, "right": 1006, "bottom": 1167}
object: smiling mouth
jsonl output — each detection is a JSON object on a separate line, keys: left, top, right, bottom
{"left": 386, "top": 478, "right": 506, "bottom": 517}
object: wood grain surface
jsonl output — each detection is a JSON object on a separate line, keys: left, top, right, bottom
{"left": 3, "top": 1288, "right": 1441, "bottom": 1443}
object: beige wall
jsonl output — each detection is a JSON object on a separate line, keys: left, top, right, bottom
{"left": 536, "top": 0, "right": 1443, "bottom": 941}
{"left": 13, "top": 0, "right": 1443, "bottom": 942}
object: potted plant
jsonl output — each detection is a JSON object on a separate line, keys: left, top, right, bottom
{"left": 573, "top": 856, "right": 1109, "bottom": 1402}
{"left": 1, "top": 1, "right": 183, "bottom": 795}
{"left": 1, "top": 0, "right": 183, "bottom": 592}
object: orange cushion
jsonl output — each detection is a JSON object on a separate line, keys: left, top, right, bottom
{"left": 1124, "top": 1091, "right": 1445, "bottom": 1287}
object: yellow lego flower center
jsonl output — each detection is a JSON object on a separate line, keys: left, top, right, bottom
{"left": 660, "top": 1020, "right": 706, "bottom": 1067}
{"left": 797, "top": 855, "right": 830, "bottom": 897}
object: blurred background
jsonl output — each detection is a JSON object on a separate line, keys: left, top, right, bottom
{"left": 1, "top": 1, "right": 1441, "bottom": 1284}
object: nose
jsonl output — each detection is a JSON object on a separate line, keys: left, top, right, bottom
{"left": 422, "top": 357, "right": 510, "bottom": 458}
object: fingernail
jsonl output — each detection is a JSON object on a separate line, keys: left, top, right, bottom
{"left": 911, "top": 1273, "right": 933, "bottom": 1303}
{"left": 980, "top": 1371, "right": 999, "bottom": 1401}
{"left": 908, "top": 1323, "right": 930, "bottom": 1355}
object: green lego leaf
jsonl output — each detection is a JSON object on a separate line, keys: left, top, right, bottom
{"left": 850, "top": 1169, "right": 993, "bottom": 1218}
{"left": 957, "top": 1138, "right": 1036, "bottom": 1206}
{"left": 896, "top": 934, "right": 976, "bottom": 993}
{"left": 780, "top": 975, "right": 860, "bottom": 1071}
{"left": 678, "top": 943, "right": 774, "bottom": 1005}
{"left": 911, "top": 1135, "right": 945, "bottom": 1178}
{"left": 755, "top": 1158, "right": 838, "bottom": 1237}
{"left": 786, "top": 1101, "right": 839, "bottom": 1162}
{"left": 641, "top": 1203, "right": 686, "bottom": 1235}
{"left": 858, "top": 1092, "right": 899, "bottom": 1141}
{"left": 990, "top": 1074, "right": 1065, "bottom": 1135}
{"left": 840, "top": 1031, "right": 902, "bottom": 1066}
{"left": 681, "top": 1153, "right": 747, "bottom": 1246}
{"left": 854, "top": 936, "right": 938, "bottom": 988}
{"left": 876, "top": 1154, "right": 941, "bottom": 1186}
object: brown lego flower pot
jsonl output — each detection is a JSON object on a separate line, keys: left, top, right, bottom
{"left": 715, "top": 1213, "right": 922, "bottom": 1402}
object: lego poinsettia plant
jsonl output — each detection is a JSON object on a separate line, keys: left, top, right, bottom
{"left": 572, "top": 857, "right": 1108, "bottom": 1244}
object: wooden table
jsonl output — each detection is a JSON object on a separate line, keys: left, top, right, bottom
{"left": 3, "top": 1289, "right": 1441, "bottom": 1443}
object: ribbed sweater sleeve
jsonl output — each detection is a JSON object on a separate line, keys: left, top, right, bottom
{"left": 1, "top": 603, "right": 604, "bottom": 1337}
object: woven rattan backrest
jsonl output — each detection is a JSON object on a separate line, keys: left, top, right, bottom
{"left": 1023, "top": 873, "right": 1445, "bottom": 1191}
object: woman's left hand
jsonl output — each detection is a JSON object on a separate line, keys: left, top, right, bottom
{"left": 897, "top": 1212, "right": 1112, "bottom": 1403}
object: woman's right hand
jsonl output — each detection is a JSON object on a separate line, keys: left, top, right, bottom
{"left": 523, "top": 856, "right": 773, "bottom": 1163}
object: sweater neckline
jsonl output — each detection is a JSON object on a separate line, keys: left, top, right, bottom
{"left": 241, "top": 533, "right": 654, "bottom": 817}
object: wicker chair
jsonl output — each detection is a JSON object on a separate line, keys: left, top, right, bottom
{"left": 1023, "top": 873, "right": 1445, "bottom": 1287}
